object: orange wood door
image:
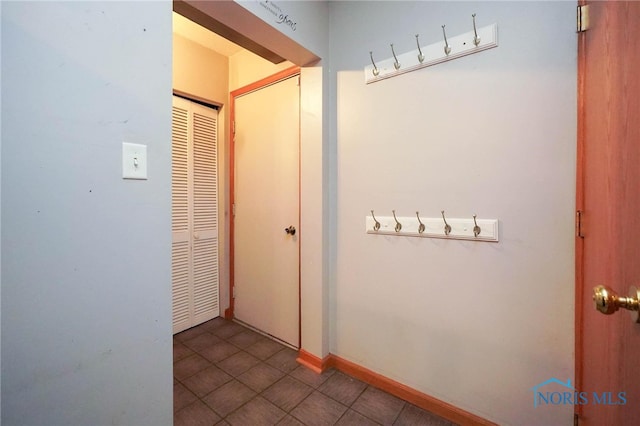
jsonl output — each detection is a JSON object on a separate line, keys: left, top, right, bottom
{"left": 577, "top": 2, "right": 640, "bottom": 425}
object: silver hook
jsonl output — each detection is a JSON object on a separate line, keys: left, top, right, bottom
{"left": 371, "top": 210, "right": 381, "bottom": 231}
{"left": 415, "top": 34, "right": 424, "bottom": 63}
{"left": 369, "top": 51, "right": 380, "bottom": 77}
{"left": 441, "top": 25, "right": 452, "bottom": 55}
{"left": 392, "top": 210, "right": 402, "bottom": 232}
{"left": 390, "top": 44, "right": 400, "bottom": 70}
{"left": 416, "top": 211, "right": 425, "bottom": 234}
{"left": 441, "top": 210, "right": 451, "bottom": 236}
{"left": 473, "top": 214, "right": 481, "bottom": 237}
{"left": 472, "top": 13, "right": 481, "bottom": 46}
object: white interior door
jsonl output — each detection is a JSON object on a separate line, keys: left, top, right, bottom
{"left": 234, "top": 75, "right": 300, "bottom": 347}
{"left": 172, "top": 96, "right": 219, "bottom": 334}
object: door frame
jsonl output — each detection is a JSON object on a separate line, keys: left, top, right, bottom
{"left": 227, "top": 66, "right": 302, "bottom": 347}
{"left": 574, "top": 0, "right": 586, "bottom": 417}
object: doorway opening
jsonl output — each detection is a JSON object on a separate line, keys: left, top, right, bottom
{"left": 171, "top": 3, "right": 317, "bottom": 348}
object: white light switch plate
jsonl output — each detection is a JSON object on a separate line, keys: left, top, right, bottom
{"left": 122, "top": 142, "right": 147, "bottom": 180}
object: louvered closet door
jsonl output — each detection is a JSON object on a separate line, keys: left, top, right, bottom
{"left": 172, "top": 96, "right": 219, "bottom": 334}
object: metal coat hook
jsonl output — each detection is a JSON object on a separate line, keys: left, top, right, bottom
{"left": 472, "top": 13, "right": 481, "bottom": 46}
{"left": 415, "top": 34, "right": 425, "bottom": 63}
{"left": 371, "top": 210, "right": 381, "bottom": 231}
{"left": 473, "top": 214, "right": 481, "bottom": 237}
{"left": 369, "top": 51, "right": 380, "bottom": 76}
{"left": 390, "top": 44, "right": 401, "bottom": 70}
{"left": 441, "top": 210, "right": 452, "bottom": 235}
{"left": 392, "top": 210, "right": 402, "bottom": 232}
{"left": 416, "top": 211, "right": 425, "bottom": 234}
{"left": 441, "top": 25, "right": 452, "bottom": 55}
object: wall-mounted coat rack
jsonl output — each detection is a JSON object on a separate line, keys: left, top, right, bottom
{"left": 367, "top": 210, "right": 499, "bottom": 242}
{"left": 365, "top": 16, "right": 498, "bottom": 84}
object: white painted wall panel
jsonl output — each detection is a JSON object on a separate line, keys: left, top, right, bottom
{"left": 1, "top": 2, "right": 173, "bottom": 424}
{"left": 331, "top": 2, "right": 576, "bottom": 425}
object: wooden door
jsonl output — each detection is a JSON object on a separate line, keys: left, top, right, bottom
{"left": 577, "top": 2, "right": 640, "bottom": 424}
{"left": 172, "top": 96, "right": 219, "bottom": 334}
{"left": 231, "top": 71, "right": 300, "bottom": 347}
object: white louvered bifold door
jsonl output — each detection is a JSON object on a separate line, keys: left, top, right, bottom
{"left": 172, "top": 96, "right": 219, "bottom": 334}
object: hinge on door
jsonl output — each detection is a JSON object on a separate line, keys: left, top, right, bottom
{"left": 577, "top": 5, "right": 590, "bottom": 32}
{"left": 233, "top": 286, "right": 236, "bottom": 299}
{"left": 232, "top": 120, "right": 236, "bottom": 135}
{"left": 576, "top": 210, "right": 585, "bottom": 238}
{"left": 232, "top": 203, "right": 236, "bottom": 217}
{"left": 574, "top": 412, "right": 579, "bottom": 426}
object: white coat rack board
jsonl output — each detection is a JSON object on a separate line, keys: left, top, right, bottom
{"left": 365, "top": 19, "right": 498, "bottom": 84}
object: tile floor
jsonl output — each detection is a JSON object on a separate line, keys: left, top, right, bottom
{"left": 174, "top": 317, "right": 457, "bottom": 426}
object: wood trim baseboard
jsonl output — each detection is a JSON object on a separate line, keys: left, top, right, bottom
{"left": 297, "top": 351, "right": 497, "bottom": 426}
{"left": 296, "top": 349, "right": 331, "bottom": 374}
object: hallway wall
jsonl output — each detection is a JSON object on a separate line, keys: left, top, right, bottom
{"left": 1, "top": 2, "right": 173, "bottom": 424}
{"left": 329, "top": 2, "right": 576, "bottom": 425}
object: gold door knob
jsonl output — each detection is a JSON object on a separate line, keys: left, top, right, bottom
{"left": 592, "top": 285, "right": 640, "bottom": 323}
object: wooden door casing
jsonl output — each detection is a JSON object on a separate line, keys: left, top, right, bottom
{"left": 228, "top": 67, "right": 301, "bottom": 348}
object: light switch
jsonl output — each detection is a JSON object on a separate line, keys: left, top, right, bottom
{"left": 122, "top": 142, "right": 147, "bottom": 180}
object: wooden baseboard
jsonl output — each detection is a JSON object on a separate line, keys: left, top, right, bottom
{"left": 223, "top": 307, "right": 233, "bottom": 320}
{"left": 297, "top": 350, "right": 496, "bottom": 426}
{"left": 296, "top": 349, "right": 331, "bottom": 374}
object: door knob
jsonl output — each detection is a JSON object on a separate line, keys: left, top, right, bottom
{"left": 285, "top": 226, "right": 296, "bottom": 236}
{"left": 593, "top": 285, "right": 640, "bottom": 323}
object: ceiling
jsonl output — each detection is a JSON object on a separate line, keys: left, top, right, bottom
{"left": 173, "top": 12, "right": 244, "bottom": 58}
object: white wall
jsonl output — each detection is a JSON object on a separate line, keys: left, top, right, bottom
{"left": 1, "top": 2, "right": 173, "bottom": 425}
{"left": 235, "top": 0, "right": 328, "bottom": 60}
{"left": 229, "top": 50, "right": 293, "bottom": 91}
{"left": 330, "top": 2, "right": 576, "bottom": 425}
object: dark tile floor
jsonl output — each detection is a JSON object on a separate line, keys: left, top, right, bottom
{"left": 174, "top": 318, "right": 457, "bottom": 426}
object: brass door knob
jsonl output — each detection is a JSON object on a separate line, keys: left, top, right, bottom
{"left": 593, "top": 285, "right": 640, "bottom": 323}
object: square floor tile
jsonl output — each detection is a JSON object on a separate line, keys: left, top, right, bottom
{"left": 198, "top": 341, "right": 241, "bottom": 363}
{"left": 335, "top": 409, "right": 379, "bottom": 425}
{"left": 182, "top": 365, "right": 233, "bottom": 397}
{"left": 174, "top": 382, "right": 198, "bottom": 413}
{"left": 266, "top": 348, "right": 300, "bottom": 373}
{"left": 217, "top": 351, "right": 261, "bottom": 377}
{"left": 211, "top": 321, "right": 247, "bottom": 339}
{"left": 199, "top": 317, "right": 228, "bottom": 333}
{"left": 174, "top": 400, "right": 221, "bottom": 426}
{"left": 183, "top": 332, "right": 223, "bottom": 353}
{"left": 277, "top": 415, "right": 305, "bottom": 426}
{"left": 228, "top": 330, "right": 265, "bottom": 349}
{"left": 203, "top": 380, "right": 257, "bottom": 418}
{"left": 237, "top": 363, "right": 285, "bottom": 393}
{"left": 290, "top": 391, "right": 348, "bottom": 426}
{"left": 175, "top": 324, "right": 210, "bottom": 342}
{"left": 318, "top": 371, "right": 367, "bottom": 406}
{"left": 245, "top": 338, "right": 286, "bottom": 360}
{"left": 226, "top": 396, "right": 286, "bottom": 426}
{"left": 394, "top": 404, "right": 458, "bottom": 426}
{"left": 174, "top": 354, "right": 212, "bottom": 381}
{"left": 174, "top": 341, "right": 194, "bottom": 362}
{"left": 290, "top": 365, "right": 335, "bottom": 388}
{"left": 263, "top": 376, "right": 314, "bottom": 412}
{"left": 352, "top": 386, "right": 405, "bottom": 426}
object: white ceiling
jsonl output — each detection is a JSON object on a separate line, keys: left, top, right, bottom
{"left": 172, "top": 12, "right": 244, "bottom": 58}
